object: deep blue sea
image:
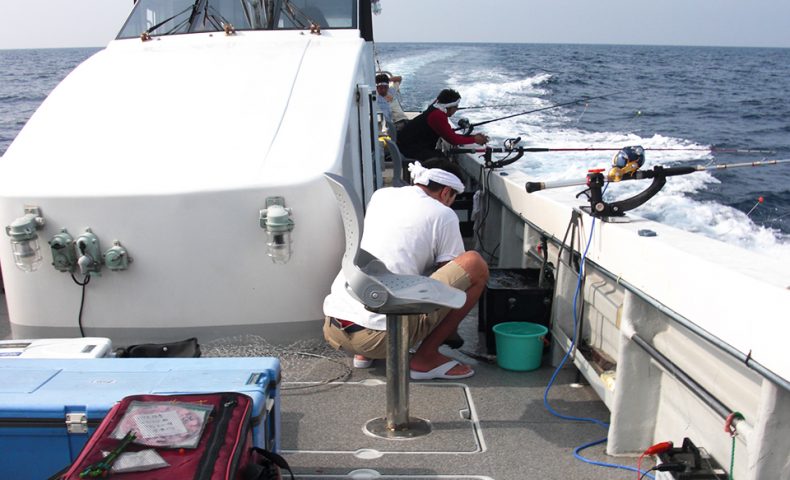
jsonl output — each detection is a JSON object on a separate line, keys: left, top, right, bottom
{"left": 2, "top": 43, "right": 790, "bottom": 259}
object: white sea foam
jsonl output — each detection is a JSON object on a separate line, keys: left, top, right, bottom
{"left": 452, "top": 75, "right": 790, "bottom": 259}
{"left": 376, "top": 48, "right": 458, "bottom": 80}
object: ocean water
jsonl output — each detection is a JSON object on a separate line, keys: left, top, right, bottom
{"left": 2, "top": 43, "right": 790, "bottom": 261}
{"left": 376, "top": 43, "right": 790, "bottom": 261}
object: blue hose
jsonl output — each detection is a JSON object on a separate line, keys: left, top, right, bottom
{"left": 542, "top": 214, "right": 655, "bottom": 479}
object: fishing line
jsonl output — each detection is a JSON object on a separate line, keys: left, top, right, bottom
{"left": 745, "top": 196, "right": 764, "bottom": 217}
{"left": 574, "top": 102, "right": 589, "bottom": 125}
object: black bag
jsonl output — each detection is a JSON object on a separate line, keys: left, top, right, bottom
{"left": 241, "top": 448, "right": 295, "bottom": 480}
{"left": 116, "top": 337, "right": 201, "bottom": 358}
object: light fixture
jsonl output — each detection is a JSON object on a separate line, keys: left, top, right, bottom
{"left": 5, "top": 206, "right": 45, "bottom": 272}
{"left": 259, "top": 197, "right": 295, "bottom": 264}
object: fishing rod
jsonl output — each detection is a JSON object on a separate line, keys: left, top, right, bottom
{"left": 458, "top": 103, "right": 545, "bottom": 111}
{"left": 525, "top": 157, "right": 790, "bottom": 220}
{"left": 447, "top": 140, "right": 779, "bottom": 172}
{"left": 449, "top": 145, "right": 776, "bottom": 155}
{"left": 507, "top": 146, "right": 776, "bottom": 154}
{"left": 454, "top": 88, "right": 638, "bottom": 132}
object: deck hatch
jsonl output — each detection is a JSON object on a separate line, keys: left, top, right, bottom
{"left": 281, "top": 382, "right": 483, "bottom": 454}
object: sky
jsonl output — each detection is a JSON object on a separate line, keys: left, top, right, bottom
{"left": 0, "top": 0, "right": 789, "bottom": 50}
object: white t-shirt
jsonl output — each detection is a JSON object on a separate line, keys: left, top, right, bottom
{"left": 388, "top": 80, "right": 408, "bottom": 124}
{"left": 323, "top": 186, "right": 464, "bottom": 330}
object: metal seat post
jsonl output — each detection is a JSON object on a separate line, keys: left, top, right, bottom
{"left": 364, "top": 314, "right": 431, "bottom": 438}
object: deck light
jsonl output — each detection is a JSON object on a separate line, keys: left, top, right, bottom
{"left": 5, "top": 206, "right": 45, "bottom": 272}
{"left": 259, "top": 197, "right": 295, "bottom": 264}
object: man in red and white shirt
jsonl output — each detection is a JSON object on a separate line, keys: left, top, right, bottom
{"left": 397, "top": 88, "right": 489, "bottom": 160}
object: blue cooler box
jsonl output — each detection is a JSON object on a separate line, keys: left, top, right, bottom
{"left": 0, "top": 357, "right": 280, "bottom": 480}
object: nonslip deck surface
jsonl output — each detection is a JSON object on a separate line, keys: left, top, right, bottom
{"left": 270, "top": 308, "right": 646, "bottom": 480}
{"left": 282, "top": 382, "right": 481, "bottom": 454}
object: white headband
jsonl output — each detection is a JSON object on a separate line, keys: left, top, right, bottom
{"left": 433, "top": 99, "right": 460, "bottom": 113}
{"left": 408, "top": 161, "right": 465, "bottom": 194}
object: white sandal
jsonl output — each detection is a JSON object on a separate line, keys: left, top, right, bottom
{"left": 353, "top": 355, "right": 373, "bottom": 368}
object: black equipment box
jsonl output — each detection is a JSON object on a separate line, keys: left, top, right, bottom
{"left": 479, "top": 268, "right": 553, "bottom": 354}
{"left": 656, "top": 438, "right": 727, "bottom": 479}
{"left": 451, "top": 192, "right": 475, "bottom": 238}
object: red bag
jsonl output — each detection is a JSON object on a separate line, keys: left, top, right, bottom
{"left": 61, "top": 392, "right": 291, "bottom": 480}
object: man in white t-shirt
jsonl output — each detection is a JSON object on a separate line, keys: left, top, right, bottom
{"left": 375, "top": 72, "right": 409, "bottom": 132}
{"left": 323, "top": 158, "right": 489, "bottom": 380}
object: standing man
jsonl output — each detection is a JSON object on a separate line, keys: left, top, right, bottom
{"left": 397, "top": 88, "right": 489, "bottom": 161}
{"left": 323, "top": 158, "right": 489, "bottom": 380}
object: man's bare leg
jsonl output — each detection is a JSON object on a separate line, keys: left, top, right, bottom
{"left": 410, "top": 251, "right": 489, "bottom": 375}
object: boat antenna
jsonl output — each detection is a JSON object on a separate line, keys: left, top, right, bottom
{"left": 455, "top": 88, "right": 638, "bottom": 131}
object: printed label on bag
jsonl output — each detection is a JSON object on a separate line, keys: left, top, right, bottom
{"left": 134, "top": 411, "right": 188, "bottom": 438}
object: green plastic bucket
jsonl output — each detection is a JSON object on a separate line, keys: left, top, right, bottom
{"left": 493, "top": 322, "right": 548, "bottom": 371}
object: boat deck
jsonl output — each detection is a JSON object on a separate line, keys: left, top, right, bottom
{"left": 200, "top": 308, "right": 648, "bottom": 480}
{"left": 0, "top": 293, "right": 649, "bottom": 479}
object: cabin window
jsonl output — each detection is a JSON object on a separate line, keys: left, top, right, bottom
{"left": 117, "top": 0, "right": 357, "bottom": 39}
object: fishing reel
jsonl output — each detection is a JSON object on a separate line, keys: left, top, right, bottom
{"left": 579, "top": 145, "right": 653, "bottom": 219}
{"left": 608, "top": 145, "right": 645, "bottom": 181}
{"left": 457, "top": 117, "right": 473, "bottom": 135}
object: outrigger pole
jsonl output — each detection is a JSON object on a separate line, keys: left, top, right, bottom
{"left": 525, "top": 159, "right": 790, "bottom": 219}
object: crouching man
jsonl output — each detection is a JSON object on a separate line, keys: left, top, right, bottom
{"left": 322, "top": 158, "right": 489, "bottom": 380}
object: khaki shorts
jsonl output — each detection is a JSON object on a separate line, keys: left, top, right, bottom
{"left": 323, "top": 261, "right": 471, "bottom": 359}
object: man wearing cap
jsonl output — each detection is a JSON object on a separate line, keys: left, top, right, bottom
{"left": 397, "top": 88, "right": 489, "bottom": 161}
{"left": 322, "top": 158, "right": 489, "bottom": 380}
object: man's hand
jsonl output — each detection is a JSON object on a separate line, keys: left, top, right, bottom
{"left": 473, "top": 134, "right": 489, "bottom": 145}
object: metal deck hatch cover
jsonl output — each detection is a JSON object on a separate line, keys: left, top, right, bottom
{"left": 281, "top": 382, "right": 483, "bottom": 454}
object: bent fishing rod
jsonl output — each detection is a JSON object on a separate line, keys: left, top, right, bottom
{"left": 525, "top": 158, "right": 790, "bottom": 219}
{"left": 454, "top": 88, "right": 638, "bottom": 132}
